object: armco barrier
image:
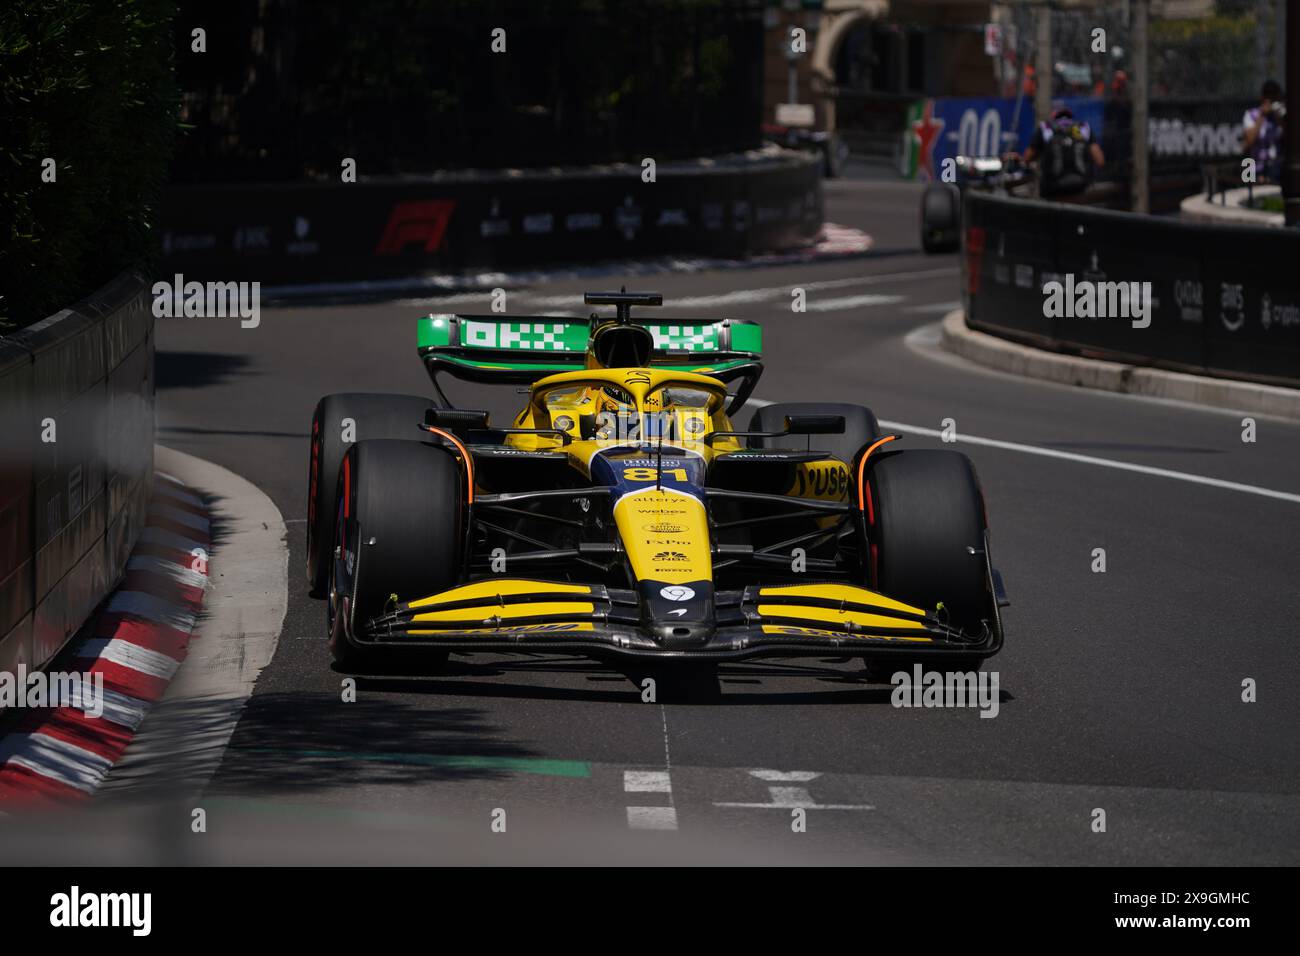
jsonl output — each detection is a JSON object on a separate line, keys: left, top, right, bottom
{"left": 963, "top": 192, "right": 1299, "bottom": 388}
{"left": 0, "top": 273, "right": 154, "bottom": 683}
{"left": 159, "top": 149, "right": 823, "bottom": 286}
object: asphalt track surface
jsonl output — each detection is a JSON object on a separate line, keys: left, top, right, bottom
{"left": 150, "top": 177, "right": 1300, "bottom": 864}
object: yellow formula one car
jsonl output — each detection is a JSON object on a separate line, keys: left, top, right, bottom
{"left": 305, "top": 292, "right": 1007, "bottom": 674}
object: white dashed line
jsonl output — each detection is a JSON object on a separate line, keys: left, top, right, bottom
{"left": 626, "top": 806, "right": 679, "bottom": 830}
{"left": 624, "top": 770, "right": 672, "bottom": 793}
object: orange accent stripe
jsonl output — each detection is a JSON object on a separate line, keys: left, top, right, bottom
{"left": 424, "top": 426, "right": 475, "bottom": 504}
{"left": 856, "top": 435, "right": 899, "bottom": 511}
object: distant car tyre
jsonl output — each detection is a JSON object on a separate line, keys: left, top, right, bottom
{"left": 920, "top": 182, "right": 961, "bottom": 253}
{"left": 862, "top": 448, "right": 991, "bottom": 658}
{"left": 747, "top": 402, "right": 880, "bottom": 465}
{"left": 306, "top": 393, "right": 433, "bottom": 596}
{"left": 822, "top": 134, "right": 848, "bottom": 179}
{"left": 328, "top": 439, "right": 464, "bottom": 669}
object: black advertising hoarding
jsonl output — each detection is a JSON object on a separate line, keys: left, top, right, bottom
{"left": 158, "top": 152, "right": 824, "bottom": 287}
{"left": 965, "top": 193, "right": 1298, "bottom": 388}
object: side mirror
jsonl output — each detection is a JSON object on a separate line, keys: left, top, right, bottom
{"left": 784, "top": 414, "right": 845, "bottom": 435}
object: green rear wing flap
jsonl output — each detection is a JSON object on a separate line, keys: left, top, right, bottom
{"left": 417, "top": 313, "right": 763, "bottom": 384}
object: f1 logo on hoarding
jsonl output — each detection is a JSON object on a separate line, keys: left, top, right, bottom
{"left": 375, "top": 199, "right": 456, "bottom": 255}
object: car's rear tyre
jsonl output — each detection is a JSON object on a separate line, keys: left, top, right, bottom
{"left": 307, "top": 392, "right": 434, "bottom": 596}
{"left": 328, "top": 439, "right": 463, "bottom": 670}
{"left": 864, "top": 448, "right": 990, "bottom": 635}
{"left": 748, "top": 402, "right": 880, "bottom": 465}
{"left": 920, "top": 183, "right": 961, "bottom": 253}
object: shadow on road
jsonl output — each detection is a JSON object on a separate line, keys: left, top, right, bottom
{"left": 334, "top": 653, "right": 967, "bottom": 707}
{"left": 209, "top": 692, "right": 552, "bottom": 796}
{"left": 155, "top": 350, "right": 256, "bottom": 390}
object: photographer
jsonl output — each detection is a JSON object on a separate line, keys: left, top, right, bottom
{"left": 1008, "top": 106, "right": 1105, "bottom": 201}
{"left": 1242, "top": 80, "right": 1285, "bottom": 183}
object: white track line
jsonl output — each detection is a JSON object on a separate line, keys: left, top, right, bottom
{"left": 745, "top": 399, "right": 1300, "bottom": 507}
{"left": 806, "top": 294, "right": 904, "bottom": 312}
{"left": 903, "top": 300, "right": 962, "bottom": 314}
{"left": 518, "top": 268, "right": 957, "bottom": 311}
{"left": 878, "top": 420, "right": 1300, "bottom": 507}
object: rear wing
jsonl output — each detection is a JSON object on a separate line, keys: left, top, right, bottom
{"left": 417, "top": 313, "right": 763, "bottom": 409}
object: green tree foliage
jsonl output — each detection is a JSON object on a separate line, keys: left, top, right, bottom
{"left": 0, "top": 0, "right": 177, "bottom": 331}
{"left": 172, "top": 0, "right": 760, "bottom": 180}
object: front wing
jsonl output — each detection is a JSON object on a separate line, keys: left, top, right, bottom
{"left": 359, "top": 579, "right": 1002, "bottom": 662}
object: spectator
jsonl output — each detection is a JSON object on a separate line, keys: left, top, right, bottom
{"left": 1019, "top": 106, "right": 1106, "bottom": 199}
{"left": 1242, "top": 79, "right": 1285, "bottom": 182}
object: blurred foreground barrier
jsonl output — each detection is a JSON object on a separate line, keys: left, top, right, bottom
{"left": 0, "top": 273, "right": 154, "bottom": 681}
{"left": 963, "top": 193, "right": 1299, "bottom": 388}
{"left": 159, "top": 149, "right": 823, "bottom": 287}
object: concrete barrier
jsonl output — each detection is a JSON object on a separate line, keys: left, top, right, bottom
{"left": 0, "top": 273, "right": 154, "bottom": 686}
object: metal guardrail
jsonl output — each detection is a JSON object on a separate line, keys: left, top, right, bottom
{"left": 0, "top": 272, "right": 155, "bottom": 684}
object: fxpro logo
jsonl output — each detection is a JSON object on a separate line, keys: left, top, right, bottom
{"left": 891, "top": 665, "right": 1000, "bottom": 718}
{"left": 50, "top": 886, "right": 151, "bottom": 936}
{"left": 152, "top": 272, "right": 260, "bottom": 328}
{"left": 1042, "top": 274, "right": 1152, "bottom": 328}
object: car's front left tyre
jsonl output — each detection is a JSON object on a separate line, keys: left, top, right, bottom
{"left": 307, "top": 392, "right": 436, "bottom": 597}
{"left": 328, "top": 438, "right": 464, "bottom": 670}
